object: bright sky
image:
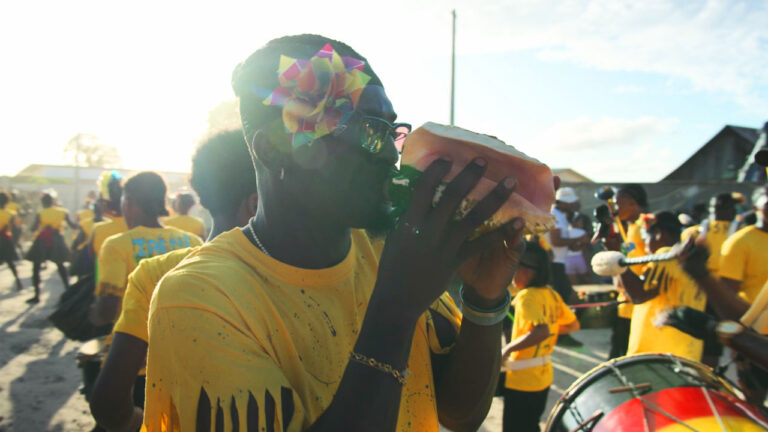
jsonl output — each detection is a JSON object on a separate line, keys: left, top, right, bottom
{"left": 1, "top": 0, "right": 766, "bottom": 182}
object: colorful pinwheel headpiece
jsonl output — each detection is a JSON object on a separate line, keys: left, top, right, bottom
{"left": 263, "top": 43, "right": 371, "bottom": 149}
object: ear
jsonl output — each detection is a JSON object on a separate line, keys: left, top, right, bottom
{"left": 249, "top": 130, "right": 290, "bottom": 176}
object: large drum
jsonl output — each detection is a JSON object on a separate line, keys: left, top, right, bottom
{"left": 546, "top": 354, "right": 768, "bottom": 432}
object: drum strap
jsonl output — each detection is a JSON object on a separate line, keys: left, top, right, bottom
{"left": 502, "top": 354, "right": 551, "bottom": 371}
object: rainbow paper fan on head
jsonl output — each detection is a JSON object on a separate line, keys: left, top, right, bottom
{"left": 97, "top": 170, "right": 123, "bottom": 200}
{"left": 263, "top": 43, "right": 372, "bottom": 149}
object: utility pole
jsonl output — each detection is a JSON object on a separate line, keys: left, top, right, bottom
{"left": 450, "top": 9, "right": 456, "bottom": 126}
{"left": 73, "top": 136, "right": 80, "bottom": 212}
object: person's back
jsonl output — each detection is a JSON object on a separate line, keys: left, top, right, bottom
{"left": 719, "top": 225, "right": 768, "bottom": 303}
{"left": 162, "top": 214, "right": 205, "bottom": 238}
{"left": 39, "top": 206, "right": 68, "bottom": 231}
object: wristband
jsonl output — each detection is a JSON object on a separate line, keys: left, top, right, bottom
{"left": 460, "top": 285, "right": 511, "bottom": 326}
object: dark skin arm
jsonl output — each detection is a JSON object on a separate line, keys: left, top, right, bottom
{"left": 501, "top": 324, "right": 550, "bottom": 361}
{"left": 90, "top": 332, "right": 146, "bottom": 431}
{"left": 550, "top": 227, "right": 586, "bottom": 248}
{"left": 89, "top": 294, "right": 121, "bottom": 326}
{"left": 65, "top": 214, "right": 78, "bottom": 230}
{"left": 310, "top": 159, "right": 522, "bottom": 431}
{"left": 725, "top": 330, "right": 768, "bottom": 371}
{"left": 677, "top": 241, "right": 749, "bottom": 321}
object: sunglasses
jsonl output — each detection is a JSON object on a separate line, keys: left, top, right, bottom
{"left": 334, "top": 114, "right": 412, "bottom": 155}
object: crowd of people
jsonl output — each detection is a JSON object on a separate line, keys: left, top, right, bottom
{"left": 1, "top": 33, "right": 767, "bottom": 432}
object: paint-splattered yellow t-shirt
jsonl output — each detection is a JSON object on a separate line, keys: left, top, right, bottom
{"left": 627, "top": 247, "right": 707, "bottom": 361}
{"left": 144, "top": 228, "right": 462, "bottom": 432}
{"left": 719, "top": 225, "right": 768, "bottom": 303}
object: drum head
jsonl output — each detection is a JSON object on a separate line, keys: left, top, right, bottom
{"left": 545, "top": 354, "right": 734, "bottom": 432}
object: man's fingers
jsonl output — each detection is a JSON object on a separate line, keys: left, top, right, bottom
{"left": 429, "top": 158, "right": 487, "bottom": 228}
{"left": 457, "top": 218, "right": 524, "bottom": 262}
{"left": 454, "top": 177, "right": 516, "bottom": 239}
{"left": 403, "top": 158, "right": 452, "bottom": 225}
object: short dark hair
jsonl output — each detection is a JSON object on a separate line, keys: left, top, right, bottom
{"left": 123, "top": 172, "right": 169, "bottom": 218}
{"left": 519, "top": 240, "right": 552, "bottom": 287}
{"left": 190, "top": 130, "right": 257, "bottom": 217}
{"left": 105, "top": 175, "right": 123, "bottom": 213}
{"left": 617, "top": 184, "right": 649, "bottom": 209}
{"left": 231, "top": 34, "right": 382, "bottom": 152}
{"left": 650, "top": 210, "right": 682, "bottom": 239}
{"left": 176, "top": 192, "right": 196, "bottom": 210}
{"left": 41, "top": 193, "right": 54, "bottom": 207}
{"left": 0, "top": 192, "right": 8, "bottom": 207}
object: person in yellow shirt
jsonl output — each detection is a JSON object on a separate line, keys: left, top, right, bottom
{"left": 719, "top": 186, "right": 768, "bottom": 304}
{"left": 144, "top": 35, "right": 528, "bottom": 432}
{"left": 88, "top": 130, "right": 259, "bottom": 431}
{"left": 0, "top": 192, "right": 23, "bottom": 291}
{"left": 162, "top": 192, "right": 207, "bottom": 238}
{"left": 90, "top": 172, "right": 203, "bottom": 328}
{"left": 6, "top": 192, "right": 23, "bottom": 255}
{"left": 89, "top": 171, "right": 128, "bottom": 259}
{"left": 678, "top": 236, "right": 768, "bottom": 408}
{"left": 681, "top": 192, "right": 739, "bottom": 367}
{"left": 24, "top": 191, "right": 78, "bottom": 303}
{"left": 617, "top": 211, "right": 706, "bottom": 361}
{"left": 604, "top": 184, "right": 649, "bottom": 359}
{"left": 500, "top": 241, "right": 580, "bottom": 432}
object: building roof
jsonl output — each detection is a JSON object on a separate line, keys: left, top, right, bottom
{"left": 14, "top": 164, "right": 189, "bottom": 182}
{"left": 552, "top": 168, "right": 593, "bottom": 183}
{"left": 662, "top": 124, "right": 759, "bottom": 181}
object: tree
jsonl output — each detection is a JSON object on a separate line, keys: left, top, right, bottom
{"left": 63, "top": 133, "right": 122, "bottom": 168}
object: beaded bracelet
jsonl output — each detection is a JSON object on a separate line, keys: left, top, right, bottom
{"left": 460, "top": 285, "right": 511, "bottom": 326}
{"left": 349, "top": 352, "right": 410, "bottom": 385}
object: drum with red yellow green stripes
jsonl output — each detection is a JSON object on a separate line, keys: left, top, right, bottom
{"left": 545, "top": 353, "right": 768, "bottom": 431}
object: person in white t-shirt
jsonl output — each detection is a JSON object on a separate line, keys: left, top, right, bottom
{"left": 564, "top": 215, "right": 590, "bottom": 285}
{"left": 548, "top": 187, "right": 588, "bottom": 346}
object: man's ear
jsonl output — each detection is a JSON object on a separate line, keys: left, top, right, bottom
{"left": 249, "top": 130, "right": 290, "bottom": 176}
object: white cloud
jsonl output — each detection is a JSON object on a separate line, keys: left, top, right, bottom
{"left": 526, "top": 116, "right": 680, "bottom": 181}
{"left": 451, "top": 0, "right": 768, "bottom": 113}
{"left": 531, "top": 116, "right": 678, "bottom": 151}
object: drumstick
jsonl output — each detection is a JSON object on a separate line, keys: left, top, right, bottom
{"left": 568, "top": 300, "right": 627, "bottom": 309}
{"left": 591, "top": 243, "right": 685, "bottom": 277}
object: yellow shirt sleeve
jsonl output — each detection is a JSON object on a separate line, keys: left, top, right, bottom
{"left": 95, "top": 238, "right": 128, "bottom": 297}
{"left": 425, "top": 292, "right": 462, "bottom": 355}
{"left": 741, "top": 280, "right": 768, "bottom": 335}
{"left": 144, "top": 306, "right": 305, "bottom": 432}
{"left": 719, "top": 234, "right": 747, "bottom": 282}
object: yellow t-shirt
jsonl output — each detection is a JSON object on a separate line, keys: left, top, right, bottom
{"left": 95, "top": 226, "right": 203, "bottom": 300}
{"left": 741, "top": 280, "right": 768, "bottom": 335}
{"left": 719, "top": 225, "right": 768, "bottom": 303}
{"left": 627, "top": 247, "right": 707, "bottom": 361}
{"left": 162, "top": 214, "right": 206, "bottom": 238}
{"left": 113, "top": 247, "right": 197, "bottom": 343}
{"left": 6, "top": 202, "right": 19, "bottom": 215}
{"left": 144, "top": 229, "right": 462, "bottom": 432}
{"left": 0, "top": 209, "right": 12, "bottom": 232}
{"left": 504, "top": 286, "right": 577, "bottom": 392}
{"left": 681, "top": 220, "right": 731, "bottom": 275}
{"left": 91, "top": 217, "right": 127, "bottom": 256}
{"left": 38, "top": 207, "right": 68, "bottom": 231}
{"left": 77, "top": 208, "right": 94, "bottom": 223}
{"left": 616, "top": 218, "right": 648, "bottom": 318}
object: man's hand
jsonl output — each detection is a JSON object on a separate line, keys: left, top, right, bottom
{"left": 376, "top": 158, "right": 519, "bottom": 318}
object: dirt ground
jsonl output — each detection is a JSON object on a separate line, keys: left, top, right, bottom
{"left": 1, "top": 263, "right": 617, "bottom": 431}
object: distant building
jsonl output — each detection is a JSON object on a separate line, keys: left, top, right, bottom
{"left": 1, "top": 164, "right": 192, "bottom": 213}
{"left": 663, "top": 124, "right": 764, "bottom": 182}
{"left": 552, "top": 168, "right": 593, "bottom": 183}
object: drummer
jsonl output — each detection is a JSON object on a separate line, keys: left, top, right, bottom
{"left": 614, "top": 211, "right": 706, "bottom": 361}
{"left": 681, "top": 192, "right": 740, "bottom": 367}
{"left": 500, "top": 241, "right": 580, "bottom": 432}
